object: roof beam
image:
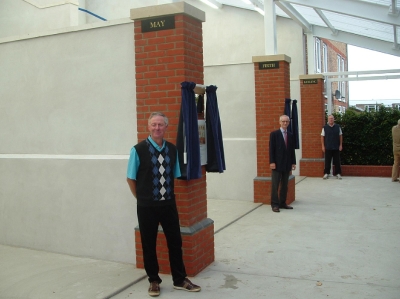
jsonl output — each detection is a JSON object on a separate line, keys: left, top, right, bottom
{"left": 250, "top": 0, "right": 264, "bottom": 8}
{"left": 314, "top": 8, "right": 337, "bottom": 35}
{"left": 280, "top": 0, "right": 400, "bottom": 26}
{"left": 389, "top": 0, "right": 399, "bottom": 16}
{"left": 274, "top": 1, "right": 312, "bottom": 33}
{"left": 312, "top": 25, "right": 400, "bottom": 57}
{"left": 394, "top": 25, "right": 399, "bottom": 49}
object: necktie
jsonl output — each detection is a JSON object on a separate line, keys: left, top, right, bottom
{"left": 284, "top": 131, "right": 287, "bottom": 148}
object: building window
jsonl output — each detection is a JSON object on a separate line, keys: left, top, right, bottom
{"left": 342, "top": 106, "right": 346, "bottom": 114}
{"left": 323, "top": 43, "right": 328, "bottom": 72}
{"left": 365, "top": 105, "right": 377, "bottom": 112}
{"left": 315, "top": 38, "right": 321, "bottom": 73}
{"left": 341, "top": 58, "right": 346, "bottom": 100}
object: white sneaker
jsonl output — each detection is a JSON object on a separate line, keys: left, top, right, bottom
{"left": 323, "top": 174, "right": 328, "bottom": 179}
{"left": 337, "top": 174, "right": 342, "bottom": 180}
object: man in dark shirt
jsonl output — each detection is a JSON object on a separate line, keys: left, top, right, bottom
{"left": 127, "top": 112, "right": 201, "bottom": 297}
{"left": 321, "top": 115, "right": 343, "bottom": 180}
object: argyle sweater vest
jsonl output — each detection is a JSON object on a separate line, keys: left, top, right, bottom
{"left": 134, "top": 139, "right": 176, "bottom": 207}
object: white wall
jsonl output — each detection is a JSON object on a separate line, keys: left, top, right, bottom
{"left": 1, "top": 23, "right": 136, "bottom": 154}
{"left": 85, "top": 0, "right": 149, "bottom": 22}
{"left": 0, "top": 159, "right": 135, "bottom": 262}
{"left": 0, "top": 21, "right": 138, "bottom": 263}
{"left": 0, "top": 0, "right": 82, "bottom": 39}
{"left": 205, "top": 63, "right": 257, "bottom": 200}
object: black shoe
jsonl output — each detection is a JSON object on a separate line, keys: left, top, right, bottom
{"left": 272, "top": 206, "right": 280, "bottom": 212}
{"left": 280, "top": 204, "right": 293, "bottom": 209}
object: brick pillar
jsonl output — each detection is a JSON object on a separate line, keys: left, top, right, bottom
{"left": 131, "top": 2, "right": 214, "bottom": 276}
{"left": 299, "top": 75, "right": 325, "bottom": 177}
{"left": 252, "top": 55, "right": 295, "bottom": 205}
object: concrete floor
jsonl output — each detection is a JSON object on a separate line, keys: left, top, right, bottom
{"left": 1, "top": 176, "right": 399, "bottom": 299}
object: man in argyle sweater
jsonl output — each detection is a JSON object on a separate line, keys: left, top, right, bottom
{"left": 126, "top": 112, "right": 201, "bottom": 297}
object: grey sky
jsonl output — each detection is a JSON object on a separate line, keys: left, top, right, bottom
{"left": 348, "top": 45, "right": 400, "bottom": 103}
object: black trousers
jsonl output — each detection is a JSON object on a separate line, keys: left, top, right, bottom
{"left": 137, "top": 204, "right": 187, "bottom": 285}
{"left": 324, "top": 149, "right": 341, "bottom": 175}
{"left": 271, "top": 170, "right": 290, "bottom": 208}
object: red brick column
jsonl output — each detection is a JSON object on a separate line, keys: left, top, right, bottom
{"left": 252, "top": 55, "right": 295, "bottom": 205}
{"left": 299, "top": 75, "right": 325, "bottom": 177}
{"left": 131, "top": 2, "right": 214, "bottom": 276}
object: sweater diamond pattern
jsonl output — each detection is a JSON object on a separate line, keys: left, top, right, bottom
{"left": 159, "top": 165, "right": 165, "bottom": 175}
{"left": 146, "top": 141, "right": 173, "bottom": 201}
{"left": 160, "top": 176, "right": 166, "bottom": 185}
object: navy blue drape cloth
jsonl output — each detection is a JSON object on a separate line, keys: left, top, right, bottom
{"left": 205, "top": 85, "right": 226, "bottom": 173}
{"left": 291, "top": 99, "right": 300, "bottom": 149}
{"left": 284, "top": 98, "right": 292, "bottom": 134}
{"left": 176, "top": 82, "right": 202, "bottom": 180}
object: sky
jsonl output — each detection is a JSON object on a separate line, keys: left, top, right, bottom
{"left": 347, "top": 45, "right": 400, "bottom": 105}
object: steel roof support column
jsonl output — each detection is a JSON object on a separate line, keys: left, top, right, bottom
{"left": 264, "top": 0, "right": 277, "bottom": 54}
{"left": 306, "top": 33, "right": 316, "bottom": 74}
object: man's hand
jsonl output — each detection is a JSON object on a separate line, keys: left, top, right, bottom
{"left": 270, "top": 163, "right": 276, "bottom": 170}
{"left": 292, "top": 165, "right": 296, "bottom": 170}
{"left": 126, "top": 178, "right": 137, "bottom": 198}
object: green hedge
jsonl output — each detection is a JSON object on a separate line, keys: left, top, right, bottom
{"left": 332, "top": 106, "right": 400, "bottom": 165}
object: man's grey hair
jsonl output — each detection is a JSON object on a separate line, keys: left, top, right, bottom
{"left": 280, "top": 114, "right": 290, "bottom": 121}
{"left": 148, "top": 112, "right": 168, "bottom": 125}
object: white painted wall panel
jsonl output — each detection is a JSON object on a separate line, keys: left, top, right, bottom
{"left": 0, "top": 158, "right": 136, "bottom": 263}
{"left": 0, "top": 22, "right": 138, "bottom": 263}
{"left": 0, "top": 23, "right": 137, "bottom": 154}
{"left": 0, "top": 1, "right": 79, "bottom": 39}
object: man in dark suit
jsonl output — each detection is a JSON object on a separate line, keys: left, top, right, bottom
{"left": 269, "top": 115, "right": 296, "bottom": 213}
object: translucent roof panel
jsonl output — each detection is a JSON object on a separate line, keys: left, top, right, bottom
{"left": 285, "top": 5, "right": 326, "bottom": 27}
{"left": 217, "top": 0, "right": 400, "bottom": 56}
{"left": 361, "top": 0, "right": 394, "bottom": 7}
{"left": 324, "top": 11, "right": 394, "bottom": 43}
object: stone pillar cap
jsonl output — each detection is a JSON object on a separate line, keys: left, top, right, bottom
{"left": 252, "top": 54, "right": 291, "bottom": 63}
{"left": 130, "top": 1, "right": 205, "bottom": 22}
{"left": 299, "top": 74, "right": 325, "bottom": 80}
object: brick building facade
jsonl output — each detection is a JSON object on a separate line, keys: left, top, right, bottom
{"left": 306, "top": 35, "right": 348, "bottom": 114}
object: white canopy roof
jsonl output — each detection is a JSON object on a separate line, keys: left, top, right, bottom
{"left": 209, "top": 0, "right": 400, "bottom": 57}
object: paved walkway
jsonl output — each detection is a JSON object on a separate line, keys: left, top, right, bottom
{"left": 1, "top": 177, "right": 399, "bottom": 299}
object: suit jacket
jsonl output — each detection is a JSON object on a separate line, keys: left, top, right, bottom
{"left": 269, "top": 129, "right": 296, "bottom": 172}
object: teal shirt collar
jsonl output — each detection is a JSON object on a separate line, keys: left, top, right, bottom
{"left": 147, "top": 136, "right": 165, "bottom": 151}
